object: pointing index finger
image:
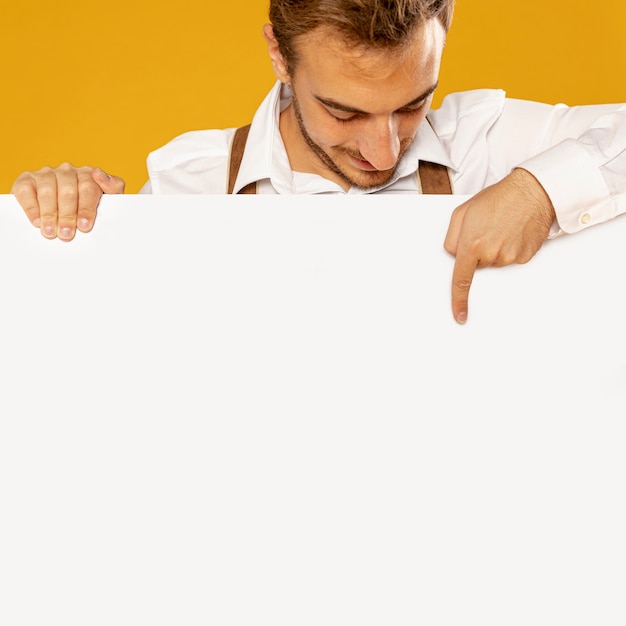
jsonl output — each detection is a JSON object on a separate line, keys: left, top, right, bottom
{"left": 451, "top": 249, "right": 479, "bottom": 324}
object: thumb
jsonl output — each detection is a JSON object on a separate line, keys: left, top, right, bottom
{"left": 91, "top": 167, "right": 126, "bottom": 194}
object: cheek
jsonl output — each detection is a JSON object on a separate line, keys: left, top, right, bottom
{"left": 306, "top": 113, "right": 354, "bottom": 149}
{"left": 401, "top": 110, "right": 429, "bottom": 139}
{"left": 295, "top": 99, "right": 354, "bottom": 147}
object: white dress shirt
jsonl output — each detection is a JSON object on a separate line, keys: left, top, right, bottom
{"left": 143, "top": 81, "right": 626, "bottom": 235}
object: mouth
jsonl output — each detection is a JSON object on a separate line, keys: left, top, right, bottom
{"left": 347, "top": 154, "right": 384, "bottom": 172}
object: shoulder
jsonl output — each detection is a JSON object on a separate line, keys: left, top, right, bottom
{"left": 427, "top": 89, "right": 506, "bottom": 137}
{"left": 146, "top": 128, "right": 237, "bottom": 193}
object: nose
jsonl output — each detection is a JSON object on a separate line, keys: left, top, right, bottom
{"left": 358, "top": 116, "right": 401, "bottom": 171}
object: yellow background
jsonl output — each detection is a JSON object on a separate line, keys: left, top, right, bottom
{"left": 1, "top": 1, "right": 625, "bottom": 193}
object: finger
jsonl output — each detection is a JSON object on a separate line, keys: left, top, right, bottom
{"left": 56, "top": 163, "right": 81, "bottom": 241}
{"left": 75, "top": 168, "right": 125, "bottom": 234}
{"left": 11, "top": 173, "right": 42, "bottom": 227}
{"left": 35, "top": 167, "right": 62, "bottom": 239}
{"left": 75, "top": 167, "right": 106, "bottom": 233}
{"left": 451, "top": 250, "right": 478, "bottom": 324}
{"left": 443, "top": 203, "right": 467, "bottom": 256}
{"left": 91, "top": 168, "right": 126, "bottom": 194}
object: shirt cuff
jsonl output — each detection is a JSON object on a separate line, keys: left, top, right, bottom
{"left": 518, "top": 139, "right": 612, "bottom": 235}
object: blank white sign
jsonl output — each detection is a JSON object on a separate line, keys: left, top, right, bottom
{"left": 0, "top": 193, "right": 624, "bottom": 625}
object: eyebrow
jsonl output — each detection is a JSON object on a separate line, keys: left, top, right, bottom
{"left": 314, "top": 82, "right": 439, "bottom": 114}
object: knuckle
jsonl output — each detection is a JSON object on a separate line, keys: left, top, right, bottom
{"left": 477, "top": 245, "right": 500, "bottom": 265}
{"left": 77, "top": 177, "right": 100, "bottom": 196}
{"left": 498, "top": 251, "right": 517, "bottom": 266}
{"left": 22, "top": 205, "right": 39, "bottom": 217}
{"left": 11, "top": 177, "right": 31, "bottom": 195}
{"left": 517, "top": 249, "right": 536, "bottom": 265}
{"left": 453, "top": 278, "right": 472, "bottom": 291}
{"left": 37, "top": 183, "right": 57, "bottom": 201}
{"left": 451, "top": 203, "right": 467, "bottom": 218}
{"left": 58, "top": 184, "right": 78, "bottom": 201}
{"left": 465, "top": 237, "right": 485, "bottom": 256}
{"left": 443, "top": 239, "right": 455, "bottom": 255}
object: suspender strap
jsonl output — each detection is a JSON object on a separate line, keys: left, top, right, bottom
{"left": 227, "top": 124, "right": 256, "bottom": 194}
{"left": 417, "top": 160, "right": 452, "bottom": 194}
{"left": 227, "top": 124, "right": 452, "bottom": 194}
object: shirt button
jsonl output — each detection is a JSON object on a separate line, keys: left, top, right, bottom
{"left": 580, "top": 213, "right": 592, "bottom": 225}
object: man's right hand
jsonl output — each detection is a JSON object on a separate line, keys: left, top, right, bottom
{"left": 11, "top": 163, "right": 125, "bottom": 241}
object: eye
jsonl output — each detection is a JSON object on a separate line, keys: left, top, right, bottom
{"left": 327, "top": 109, "right": 360, "bottom": 123}
{"left": 397, "top": 101, "right": 427, "bottom": 116}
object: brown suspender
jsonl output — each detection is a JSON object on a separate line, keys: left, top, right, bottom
{"left": 227, "top": 124, "right": 452, "bottom": 194}
{"left": 417, "top": 160, "right": 453, "bottom": 194}
{"left": 227, "top": 125, "right": 257, "bottom": 194}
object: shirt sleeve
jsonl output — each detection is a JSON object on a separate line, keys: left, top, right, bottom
{"left": 145, "top": 128, "right": 236, "bottom": 194}
{"left": 497, "top": 100, "right": 626, "bottom": 235}
{"left": 139, "top": 180, "right": 152, "bottom": 194}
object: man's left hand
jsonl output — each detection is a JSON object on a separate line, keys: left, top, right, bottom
{"left": 444, "top": 168, "right": 556, "bottom": 323}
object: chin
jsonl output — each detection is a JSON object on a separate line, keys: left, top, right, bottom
{"left": 340, "top": 164, "right": 397, "bottom": 190}
{"left": 330, "top": 148, "right": 405, "bottom": 190}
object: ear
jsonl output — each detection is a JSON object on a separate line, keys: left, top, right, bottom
{"left": 262, "top": 23, "right": 291, "bottom": 83}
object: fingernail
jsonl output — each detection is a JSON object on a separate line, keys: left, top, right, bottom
{"left": 43, "top": 225, "right": 55, "bottom": 237}
{"left": 59, "top": 227, "right": 72, "bottom": 239}
{"left": 98, "top": 167, "right": 111, "bottom": 181}
{"left": 33, "top": 218, "right": 41, "bottom": 227}
{"left": 456, "top": 311, "right": 467, "bottom": 324}
{"left": 78, "top": 218, "right": 90, "bottom": 230}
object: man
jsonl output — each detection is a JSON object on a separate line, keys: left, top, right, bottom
{"left": 11, "top": 0, "right": 626, "bottom": 323}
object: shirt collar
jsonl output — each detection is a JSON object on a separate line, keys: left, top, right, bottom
{"left": 232, "top": 82, "right": 287, "bottom": 193}
{"left": 233, "top": 81, "right": 457, "bottom": 194}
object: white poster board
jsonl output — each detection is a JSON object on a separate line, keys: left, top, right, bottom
{"left": 0, "top": 193, "right": 624, "bottom": 625}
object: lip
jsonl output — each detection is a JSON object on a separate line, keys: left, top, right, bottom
{"left": 348, "top": 155, "right": 379, "bottom": 171}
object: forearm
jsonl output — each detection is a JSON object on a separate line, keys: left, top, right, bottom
{"left": 516, "top": 104, "right": 626, "bottom": 236}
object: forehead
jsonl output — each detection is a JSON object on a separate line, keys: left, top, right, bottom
{"left": 290, "top": 20, "right": 445, "bottom": 108}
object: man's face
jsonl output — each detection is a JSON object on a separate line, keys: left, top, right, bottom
{"left": 279, "top": 19, "right": 446, "bottom": 190}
